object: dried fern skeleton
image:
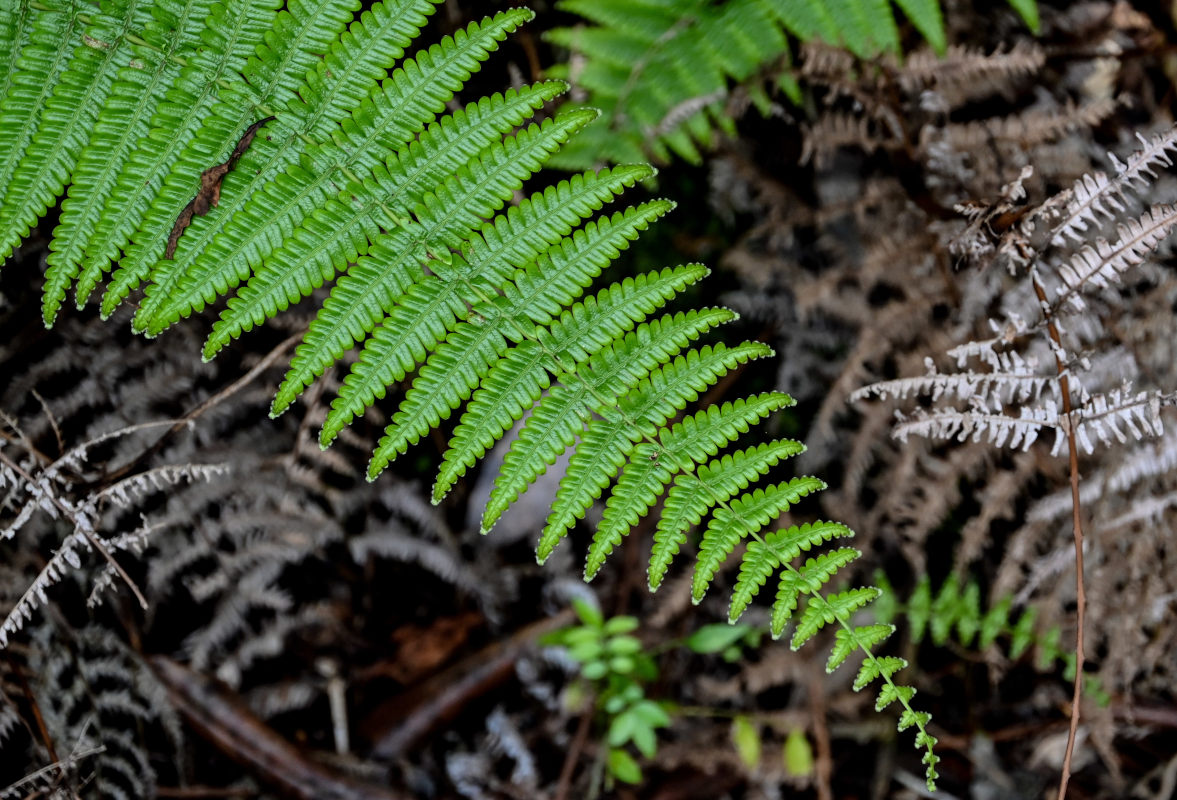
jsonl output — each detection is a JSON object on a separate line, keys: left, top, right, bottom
{"left": 855, "top": 126, "right": 1177, "bottom": 792}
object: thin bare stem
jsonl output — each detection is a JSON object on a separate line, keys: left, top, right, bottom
{"left": 554, "top": 705, "right": 594, "bottom": 800}
{"left": 1031, "top": 272, "right": 1086, "bottom": 800}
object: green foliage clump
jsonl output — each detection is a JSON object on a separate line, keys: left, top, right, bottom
{"left": 874, "top": 574, "right": 1110, "bottom": 705}
{"left": 542, "top": 600, "right": 670, "bottom": 785}
{"left": 545, "top": 0, "right": 1040, "bottom": 169}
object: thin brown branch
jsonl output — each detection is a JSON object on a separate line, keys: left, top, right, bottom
{"left": 808, "top": 667, "right": 833, "bottom": 800}
{"left": 1031, "top": 273, "right": 1086, "bottom": 800}
{"left": 151, "top": 656, "right": 409, "bottom": 800}
{"left": 8, "top": 653, "right": 57, "bottom": 761}
{"left": 554, "top": 705, "right": 594, "bottom": 800}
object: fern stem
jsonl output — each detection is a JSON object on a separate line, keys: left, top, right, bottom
{"left": 1031, "top": 270, "right": 1086, "bottom": 800}
{"left": 440, "top": 269, "right": 939, "bottom": 778}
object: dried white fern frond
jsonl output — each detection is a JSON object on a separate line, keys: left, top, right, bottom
{"left": 802, "top": 113, "right": 896, "bottom": 168}
{"left": 0, "top": 528, "right": 92, "bottom": 647}
{"left": 185, "top": 578, "right": 294, "bottom": 675}
{"left": 1101, "top": 489, "right": 1177, "bottom": 532}
{"left": 1105, "top": 433, "right": 1177, "bottom": 494}
{"left": 214, "top": 603, "right": 333, "bottom": 688}
{"left": 943, "top": 97, "right": 1117, "bottom": 152}
{"left": 96, "top": 463, "right": 230, "bottom": 509}
{"left": 0, "top": 499, "right": 38, "bottom": 541}
{"left": 1054, "top": 205, "right": 1177, "bottom": 311}
{"left": 1068, "top": 386, "right": 1169, "bottom": 454}
{"left": 1052, "top": 126, "right": 1177, "bottom": 245}
{"left": 946, "top": 313, "right": 1033, "bottom": 368}
{"left": 88, "top": 520, "right": 177, "bottom": 608}
{"left": 893, "top": 401, "right": 1059, "bottom": 451}
{"left": 349, "top": 527, "right": 502, "bottom": 611}
{"left": 0, "top": 460, "right": 18, "bottom": 492}
{"left": 1028, "top": 432, "right": 1177, "bottom": 524}
{"left": 852, "top": 352, "right": 1052, "bottom": 406}
{"left": 899, "top": 42, "right": 1045, "bottom": 97}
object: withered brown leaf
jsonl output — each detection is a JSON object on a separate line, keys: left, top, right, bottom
{"left": 165, "top": 115, "right": 276, "bottom": 259}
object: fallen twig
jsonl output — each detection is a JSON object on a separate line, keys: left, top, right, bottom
{"left": 151, "top": 656, "right": 409, "bottom": 800}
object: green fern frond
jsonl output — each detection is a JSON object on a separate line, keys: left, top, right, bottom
{"left": 0, "top": 1, "right": 940, "bottom": 787}
{"left": 546, "top": 0, "right": 1037, "bottom": 169}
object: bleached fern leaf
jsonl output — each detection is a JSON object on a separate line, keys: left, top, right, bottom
{"left": 1052, "top": 126, "right": 1177, "bottom": 245}
{"left": 893, "top": 402, "right": 1059, "bottom": 451}
{"left": 899, "top": 41, "right": 1044, "bottom": 95}
{"left": 1069, "top": 386, "right": 1168, "bottom": 455}
{"left": 852, "top": 353, "right": 1052, "bottom": 406}
{"left": 96, "top": 463, "right": 230, "bottom": 508}
{"left": 0, "top": 527, "right": 90, "bottom": 647}
{"left": 1054, "top": 204, "right": 1177, "bottom": 311}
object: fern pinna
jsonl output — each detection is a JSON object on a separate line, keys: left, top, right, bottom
{"left": 545, "top": 0, "right": 1040, "bottom": 169}
{"left": 0, "top": 0, "right": 937, "bottom": 786}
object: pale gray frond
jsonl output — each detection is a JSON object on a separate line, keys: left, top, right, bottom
{"left": 1052, "top": 126, "right": 1177, "bottom": 244}
{"left": 1054, "top": 205, "right": 1177, "bottom": 312}
{"left": 893, "top": 402, "right": 1059, "bottom": 451}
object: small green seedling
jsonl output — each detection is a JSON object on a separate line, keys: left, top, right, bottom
{"left": 541, "top": 598, "right": 670, "bottom": 785}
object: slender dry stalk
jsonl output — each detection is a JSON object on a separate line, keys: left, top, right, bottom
{"left": 1031, "top": 272, "right": 1086, "bottom": 800}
